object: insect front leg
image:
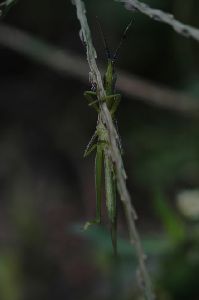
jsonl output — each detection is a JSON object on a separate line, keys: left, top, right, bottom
{"left": 84, "top": 91, "right": 99, "bottom": 113}
{"left": 84, "top": 143, "right": 103, "bottom": 230}
{"left": 105, "top": 94, "right": 121, "bottom": 116}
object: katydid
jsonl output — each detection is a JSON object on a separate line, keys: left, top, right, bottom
{"left": 84, "top": 20, "right": 132, "bottom": 256}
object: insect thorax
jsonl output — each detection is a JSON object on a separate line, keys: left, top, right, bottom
{"left": 97, "top": 122, "right": 109, "bottom": 143}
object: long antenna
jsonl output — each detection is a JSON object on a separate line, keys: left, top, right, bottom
{"left": 96, "top": 16, "right": 111, "bottom": 59}
{"left": 113, "top": 19, "right": 133, "bottom": 61}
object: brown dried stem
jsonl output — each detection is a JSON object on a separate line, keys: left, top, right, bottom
{"left": 72, "top": 0, "right": 155, "bottom": 299}
{"left": 116, "top": 0, "right": 199, "bottom": 42}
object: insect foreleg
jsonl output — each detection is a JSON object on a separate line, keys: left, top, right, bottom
{"left": 105, "top": 94, "right": 121, "bottom": 116}
{"left": 84, "top": 91, "right": 99, "bottom": 113}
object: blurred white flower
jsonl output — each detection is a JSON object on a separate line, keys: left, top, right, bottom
{"left": 177, "top": 190, "right": 199, "bottom": 220}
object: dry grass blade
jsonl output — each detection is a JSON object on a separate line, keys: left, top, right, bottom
{"left": 116, "top": 0, "right": 199, "bottom": 42}
{"left": 72, "top": 0, "right": 155, "bottom": 299}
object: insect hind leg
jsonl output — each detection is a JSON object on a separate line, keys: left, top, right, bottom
{"left": 84, "top": 144, "right": 103, "bottom": 230}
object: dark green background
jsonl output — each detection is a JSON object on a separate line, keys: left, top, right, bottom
{"left": 0, "top": 0, "right": 199, "bottom": 299}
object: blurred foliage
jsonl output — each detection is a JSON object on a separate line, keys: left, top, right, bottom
{"left": 157, "top": 228, "right": 199, "bottom": 300}
{"left": 0, "top": 0, "right": 199, "bottom": 299}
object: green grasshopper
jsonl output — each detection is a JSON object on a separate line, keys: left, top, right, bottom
{"left": 83, "top": 20, "right": 132, "bottom": 256}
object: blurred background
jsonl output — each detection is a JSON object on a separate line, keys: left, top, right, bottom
{"left": 0, "top": 0, "right": 199, "bottom": 299}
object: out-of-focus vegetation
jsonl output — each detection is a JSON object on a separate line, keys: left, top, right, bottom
{"left": 0, "top": 0, "right": 199, "bottom": 299}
